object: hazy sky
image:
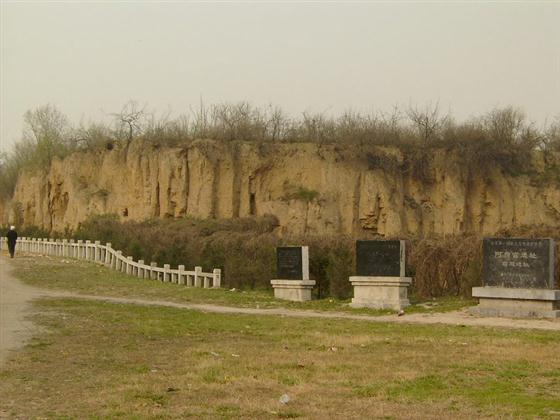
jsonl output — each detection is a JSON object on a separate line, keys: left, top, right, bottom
{"left": 1, "top": 1, "right": 559, "bottom": 151}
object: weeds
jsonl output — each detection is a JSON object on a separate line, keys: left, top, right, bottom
{"left": 2, "top": 102, "right": 559, "bottom": 199}
{"left": 1, "top": 298, "right": 559, "bottom": 418}
{"left": 284, "top": 186, "right": 320, "bottom": 202}
{"left": 12, "top": 216, "right": 558, "bottom": 298}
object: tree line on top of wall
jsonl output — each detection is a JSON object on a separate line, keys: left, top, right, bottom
{"left": 1, "top": 101, "right": 559, "bottom": 199}
{"left": 3, "top": 215, "right": 558, "bottom": 299}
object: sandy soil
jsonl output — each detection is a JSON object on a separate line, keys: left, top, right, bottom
{"left": 0, "top": 257, "right": 52, "bottom": 366}
{"left": 1, "top": 256, "right": 559, "bottom": 366}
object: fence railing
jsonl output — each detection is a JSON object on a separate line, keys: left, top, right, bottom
{"left": 0, "top": 236, "right": 221, "bottom": 288}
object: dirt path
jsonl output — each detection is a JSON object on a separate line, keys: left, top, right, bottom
{"left": 1, "top": 256, "right": 559, "bottom": 366}
{"left": 0, "top": 258, "right": 54, "bottom": 366}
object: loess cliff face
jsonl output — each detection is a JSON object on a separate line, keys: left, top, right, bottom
{"left": 3, "top": 140, "right": 560, "bottom": 237}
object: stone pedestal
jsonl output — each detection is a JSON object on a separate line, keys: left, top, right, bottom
{"left": 349, "top": 276, "right": 412, "bottom": 310}
{"left": 271, "top": 280, "right": 316, "bottom": 302}
{"left": 471, "top": 287, "right": 560, "bottom": 319}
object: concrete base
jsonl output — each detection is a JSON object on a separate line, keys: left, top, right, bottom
{"left": 271, "top": 279, "right": 316, "bottom": 302}
{"left": 349, "top": 276, "right": 412, "bottom": 310}
{"left": 471, "top": 287, "right": 560, "bottom": 319}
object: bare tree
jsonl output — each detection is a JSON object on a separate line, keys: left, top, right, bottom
{"left": 268, "top": 105, "right": 287, "bottom": 142}
{"left": 190, "top": 99, "right": 210, "bottom": 139}
{"left": 112, "top": 101, "right": 148, "bottom": 145}
{"left": 482, "top": 106, "right": 543, "bottom": 149}
{"left": 541, "top": 116, "right": 560, "bottom": 152}
{"left": 71, "top": 121, "right": 113, "bottom": 150}
{"left": 406, "top": 102, "right": 449, "bottom": 144}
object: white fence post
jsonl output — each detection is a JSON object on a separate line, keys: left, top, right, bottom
{"left": 76, "top": 240, "right": 83, "bottom": 259}
{"left": 110, "top": 248, "right": 117, "bottom": 270}
{"left": 94, "top": 241, "right": 101, "bottom": 262}
{"left": 194, "top": 266, "right": 202, "bottom": 287}
{"left": 105, "top": 243, "right": 112, "bottom": 266}
{"left": 3, "top": 235, "right": 221, "bottom": 291}
{"left": 125, "top": 257, "right": 132, "bottom": 275}
{"left": 213, "top": 269, "right": 221, "bottom": 288}
{"left": 62, "top": 239, "right": 68, "bottom": 257}
{"left": 115, "top": 251, "right": 122, "bottom": 271}
{"left": 178, "top": 265, "right": 185, "bottom": 285}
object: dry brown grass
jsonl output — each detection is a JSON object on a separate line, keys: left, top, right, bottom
{"left": 1, "top": 298, "right": 559, "bottom": 419}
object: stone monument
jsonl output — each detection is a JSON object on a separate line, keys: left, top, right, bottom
{"left": 271, "top": 246, "right": 315, "bottom": 302}
{"left": 471, "top": 238, "right": 559, "bottom": 318}
{"left": 349, "top": 240, "right": 412, "bottom": 310}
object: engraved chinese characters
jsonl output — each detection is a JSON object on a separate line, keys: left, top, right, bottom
{"left": 272, "top": 246, "right": 314, "bottom": 302}
{"left": 483, "top": 238, "right": 557, "bottom": 289}
{"left": 276, "top": 246, "right": 309, "bottom": 280}
{"left": 356, "top": 240, "right": 405, "bottom": 277}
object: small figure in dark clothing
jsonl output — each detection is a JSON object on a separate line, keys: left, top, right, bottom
{"left": 6, "top": 226, "right": 18, "bottom": 258}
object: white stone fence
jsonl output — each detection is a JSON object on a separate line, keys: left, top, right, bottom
{"left": 0, "top": 236, "right": 221, "bottom": 288}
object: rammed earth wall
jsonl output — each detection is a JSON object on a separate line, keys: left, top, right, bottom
{"left": 2, "top": 140, "right": 560, "bottom": 237}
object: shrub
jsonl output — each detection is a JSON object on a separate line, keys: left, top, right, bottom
{"left": 0, "top": 224, "right": 51, "bottom": 239}
{"left": 409, "top": 236, "right": 482, "bottom": 297}
{"left": 2, "top": 103, "right": 556, "bottom": 201}
{"left": 11, "top": 216, "right": 559, "bottom": 298}
{"left": 324, "top": 238, "right": 354, "bottom": 298}
{"left": 284, "top": 186, "right": 320, "bottom": 202}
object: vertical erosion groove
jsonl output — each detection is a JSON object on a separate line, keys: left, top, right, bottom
{"left": 462, "top": 167, "right": 474, "bottom": 234}
{"left": 211, "top": 158, "right": 220, "bottom": 219}
{"left": 184, "top": 147, "right": 190, "bottom": 216}
{"left": 153, "top": 150, "right": 161, "bottom": 218}
{"left": 154, "top": 182, "right": 160, "bottom": 217}
{"left": 47, "top": 181, "right": 53, "bottom": 232}
{"left": 232, "top": 144, "right": 241, "bottom": 218}
{"left": 249, "top": 176, "right": 256, "bottom": 216}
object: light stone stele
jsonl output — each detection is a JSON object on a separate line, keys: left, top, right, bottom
{"left": 471, "top": 287, "right": 560, "bottom": 318}
{"left": 270, "top": 279, "right": 316, "bottom": 302}
{"left": 271, "top": 246, "right": 315, "bottom": 302}
{"left": 349, "top": 240, "right": 412, "bottom": 311}
{"left": 349, "top": 276, "right": 412, "bottom": 310}
{"left": 471, "top": 238, "right": 559, "bottom": 318}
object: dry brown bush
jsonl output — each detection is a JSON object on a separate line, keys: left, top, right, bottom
{"left": 57, "top": 216, "right": 557, "bottom": 298}
{"left": 409, "top": 236, "right": 482, "bottom": 297}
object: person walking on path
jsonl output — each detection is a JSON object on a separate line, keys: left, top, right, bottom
{"left": 6, "top": 226, "right": 18, "bottom": 258}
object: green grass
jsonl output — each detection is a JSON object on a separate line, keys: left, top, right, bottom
{"left": 286, "top": 186, "right": 320, "bottom": 202}
{"left": 0, "top": 298, "right": 559, "bottom": 418}
{"left": 9, "top": 254, "right": 476, "bottom": 316}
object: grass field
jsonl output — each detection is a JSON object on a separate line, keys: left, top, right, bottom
{"left": 2, "top": 254, "right": 560, "bottom": 418}
{"left": 1, "top": 297, "right": 560, "bottom": 418}
{"left": 9, "top": 254, "right": 475, "bottom": 315}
